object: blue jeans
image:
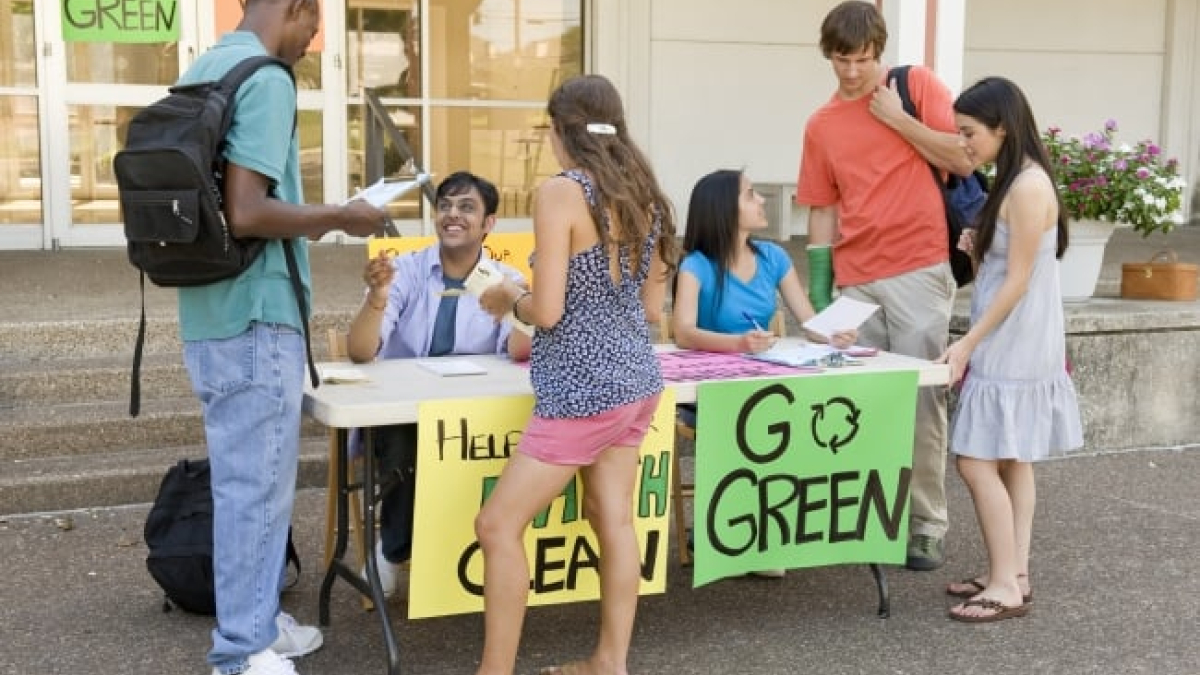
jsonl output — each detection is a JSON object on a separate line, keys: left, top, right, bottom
{"left": 184, "top": 322, "right": 304, "bottom": 674}
{"left": 374, "top": 424, "right": 418, "bottom": 564}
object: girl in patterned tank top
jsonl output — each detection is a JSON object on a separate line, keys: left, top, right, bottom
{"left": 476, "top": 74, "right": 678, "bottom": 675}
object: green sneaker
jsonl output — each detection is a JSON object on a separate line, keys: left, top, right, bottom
{"left": 905, "top": 534, "right": 945, "bottom": 571}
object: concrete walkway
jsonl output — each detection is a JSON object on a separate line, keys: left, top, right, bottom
{"left": 2, "top": 447, "right": 1197, "bottom": 675}
{"left": 2, "top": 231, "right": 1198, "bottom": 673}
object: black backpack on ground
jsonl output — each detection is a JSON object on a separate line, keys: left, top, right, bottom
{"left": 144, "top": 458, "right": 301, "bottom": 615}
{"left": 112, "top": 55, "right": 319, "bottom": 417}
{"left": 889, "top": 65, "right": 988, "bottom": 287}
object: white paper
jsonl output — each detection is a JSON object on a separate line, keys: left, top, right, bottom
{"left": 802, "top": 296, "right": 880, "bottom": 339}
{"left": 463, "top": 259, "right": 535, "bottom": 336}
{"left": 345, "top": 174, "right": 431, "bottom": 209}
{"left": 746, "top": 344, "right": 850, "bottom": 368}
{"left": 320, "top": 367, "right": 370, "bottom": 384}
{"left": 416, "top": 358, "right": 488, "bottom": 376}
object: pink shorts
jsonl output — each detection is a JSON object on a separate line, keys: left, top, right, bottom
{"left": 518, "top": 393, "right": 661, "bottom": 466}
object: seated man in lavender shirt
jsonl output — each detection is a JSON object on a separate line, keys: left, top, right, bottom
{"left": 346, "top": 171, "right": 530, "bottom": 597}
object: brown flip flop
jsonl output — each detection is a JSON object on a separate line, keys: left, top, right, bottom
{"left": 946, "top": 577, "right": 1033, "bottom": 604}
{"left": 948, "top": 597, "right": 1030, "bottom": 623}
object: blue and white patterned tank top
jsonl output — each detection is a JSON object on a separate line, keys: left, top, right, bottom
{"left": 529, "top": 169, "right": 664, "bottom": 418}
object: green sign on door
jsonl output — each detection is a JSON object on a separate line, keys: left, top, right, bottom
{"left": 62, "top": 0, "right": 180, "bottom": 43}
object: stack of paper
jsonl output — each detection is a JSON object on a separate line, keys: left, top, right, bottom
{"left": 416, "top": 358, "right": 488, "bottom": 376}
{"left": 746, "top": 344, "right": 860, "bottom": 368}
{"left": 319, "top": 367, "right": 370, "bottom": 384}
{"left": 463, "top": 259, "right": 535, "bottom": 336}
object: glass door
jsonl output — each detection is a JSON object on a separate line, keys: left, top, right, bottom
{"left": 0, "top": 0, "right": 46, "bottom": 248}
{"left": 38, "top": 0, "right": 198, "bottom": 247}
{"left": 37, "top": 1, "right": 335, "bottom": 248}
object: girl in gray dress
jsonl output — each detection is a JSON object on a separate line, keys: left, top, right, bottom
{"left": 937, "top": 77, "right": 1083, "bottom": 623}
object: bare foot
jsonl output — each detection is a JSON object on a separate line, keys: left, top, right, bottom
{"left": 950, "top": 579, "right": 1025, "bottom": 621}
{"left": 947, "top": 573, "right": 1031, "bottom": 601}
{"left": 540, "top": 659, "right": 628, "bottom": 675}
{"left": 949, "top": 595, "right": 1029, "bottom": 623}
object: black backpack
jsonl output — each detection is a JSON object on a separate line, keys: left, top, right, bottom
{"left": 114, "top": 55, "right": 293, "bottom": 286}
{"left": 144, "top": 458, "right": 301, "bottom": 615}
{"left": 112, "top": 56, "right": 318, "bottom": 417}
{"left": 890, "top": 65, "right": 988, "bottom": 287}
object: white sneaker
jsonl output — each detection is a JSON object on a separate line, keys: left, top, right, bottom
{"left": 750, "top": 568, "right": 787, "bottom": 579}
{"left": 270, "top": 612, "right": 323, "bottom": 659}
{"left": 360, "top": 539, "right": 401, "bottom": 598}
{"left": 210, "top": 648, "right": 298, "bottom": 675}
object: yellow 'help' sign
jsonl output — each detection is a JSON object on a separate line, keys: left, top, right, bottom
{"left": 407, "top": 391, "right": 675, "bottom": 618}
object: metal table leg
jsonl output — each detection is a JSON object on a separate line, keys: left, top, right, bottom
{"left": 868, "top": 563, "right": 890, "bottom": 618}
{"left": 317, "top": 427, "right": 403, "bottom": 675}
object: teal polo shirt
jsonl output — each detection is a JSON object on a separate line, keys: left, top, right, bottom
{"left": 175, "top": 31, "right": 312, "bottom": 341}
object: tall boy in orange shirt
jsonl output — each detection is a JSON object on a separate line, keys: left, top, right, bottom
{"left": 796, "top": 0, "right": 973, "bottom": 571}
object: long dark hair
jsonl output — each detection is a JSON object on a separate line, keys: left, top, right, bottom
{"left": 547, "top": 75, "right": 678, "bottom": 278}
{"left": 954, "top": 76, "right": 1068, "bottom": 259}
{"left": 679, "top": 169, "right": 761, "bottom": 311}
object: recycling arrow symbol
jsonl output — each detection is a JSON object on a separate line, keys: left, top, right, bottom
{"left": 810, "top": 396, "right": 862, "bottom": 455}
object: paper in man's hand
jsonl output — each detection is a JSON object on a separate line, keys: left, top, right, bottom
{"left": 464, "top": 259, "right": 534, "bottom": 336}
{"left": 345, "top": 174, "right": 431, "bottom": 209}
{"left": 802, "top": 296, "right": 879, "bottom": 339}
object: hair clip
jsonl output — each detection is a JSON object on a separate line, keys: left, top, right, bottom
{"left": 585, "top": 123, "right": 616, "bottom": 135}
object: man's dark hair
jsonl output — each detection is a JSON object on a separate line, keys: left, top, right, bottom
{"left": 436, "top": 171, "right": 500, "bottom": 217}
{"left": 820, "top": 1, "right": 888, "bottom": 59}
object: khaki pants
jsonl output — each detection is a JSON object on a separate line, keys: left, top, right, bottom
{"left": 841, "top": 262, "right": 956, "bottom": 539}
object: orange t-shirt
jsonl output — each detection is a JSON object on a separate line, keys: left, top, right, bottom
{"left": 796, "top": 66, "right": 956, "bottom": 287}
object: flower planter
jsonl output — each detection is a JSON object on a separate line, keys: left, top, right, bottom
{"left": 1059, "top": 219, "right": 1117, "bottom": 301}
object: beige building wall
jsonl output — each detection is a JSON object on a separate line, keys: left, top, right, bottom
{"left": 594, "top": 0, "right": 1200, "bottom": 236}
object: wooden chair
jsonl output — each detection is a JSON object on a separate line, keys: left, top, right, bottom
{"left": 663, "top": 309, "right": 787, "bottom": 566}
{"left": 321, "top": 329, "right": 374, "bottom": 610}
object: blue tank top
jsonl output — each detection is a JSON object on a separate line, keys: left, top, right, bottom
{"left": 529, "top": 169, "right": 664, "bottom": 418}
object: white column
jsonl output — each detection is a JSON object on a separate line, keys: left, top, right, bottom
{"left": 933, "top": 0, "right": 966, "bottom": 95}
{"left": 879, "top": 0, "right": 927, "bottom": 69}
{"left": 1162, "top": 0, "right": 1199, "bottom": 222}
{"left": 589, "top": 0, "right": 652, "bottom": 146}
{"left": 881, "top": 0, "right": 965, "bottom": 94}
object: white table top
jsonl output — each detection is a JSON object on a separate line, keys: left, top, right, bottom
{"left": 303, "top": 340, "right": 949, "bottom": 429}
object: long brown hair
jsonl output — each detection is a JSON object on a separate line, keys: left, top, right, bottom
{"left": 954, "top": 76, "right": 1069, "bottom": 260}
{"left": 547, "top": 75, "right": 678, "bottom": 278}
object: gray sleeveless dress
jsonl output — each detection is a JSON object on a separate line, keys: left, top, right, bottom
{"left": 949, "top": 221, "right": 1084, "bottom": 461}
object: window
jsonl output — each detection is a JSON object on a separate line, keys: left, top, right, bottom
{"left": 0, "top": 1, "right": 41, "bottom": 224}
{"left": 346, "top": 0, "right": 583, "bottom": 220}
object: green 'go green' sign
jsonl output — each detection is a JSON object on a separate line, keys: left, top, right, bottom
{"left": 62, "top": 0, "right": 180, "bottom": 43}
{"left": 691, "top": 370, "right": 919, "bottom": 587}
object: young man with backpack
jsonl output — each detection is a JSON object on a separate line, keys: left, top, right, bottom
{"left": 174, "top": 2, "right": 385, "bottom": 674}
{"left": 795, "top": 1, "right": 973, "bottom": 572}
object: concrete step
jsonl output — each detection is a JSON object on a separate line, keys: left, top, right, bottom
{"left": 0, "top": 309, "right": 354, "bottom": 514}
{"left": 0, "top": 438, "right": 331, "bottom": 516}
{"left": 0, "top": 353, "right": 191, "bottom": 407}
{"left": 0, "top": 312, "right": 354, "bottom": 362}
{"left": 0, "top": 396, "right": 326, "bottom": 461}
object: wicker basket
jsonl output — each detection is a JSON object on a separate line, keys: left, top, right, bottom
{"left": 1120, "top": 251, "right": 1198, "bottom": 300}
